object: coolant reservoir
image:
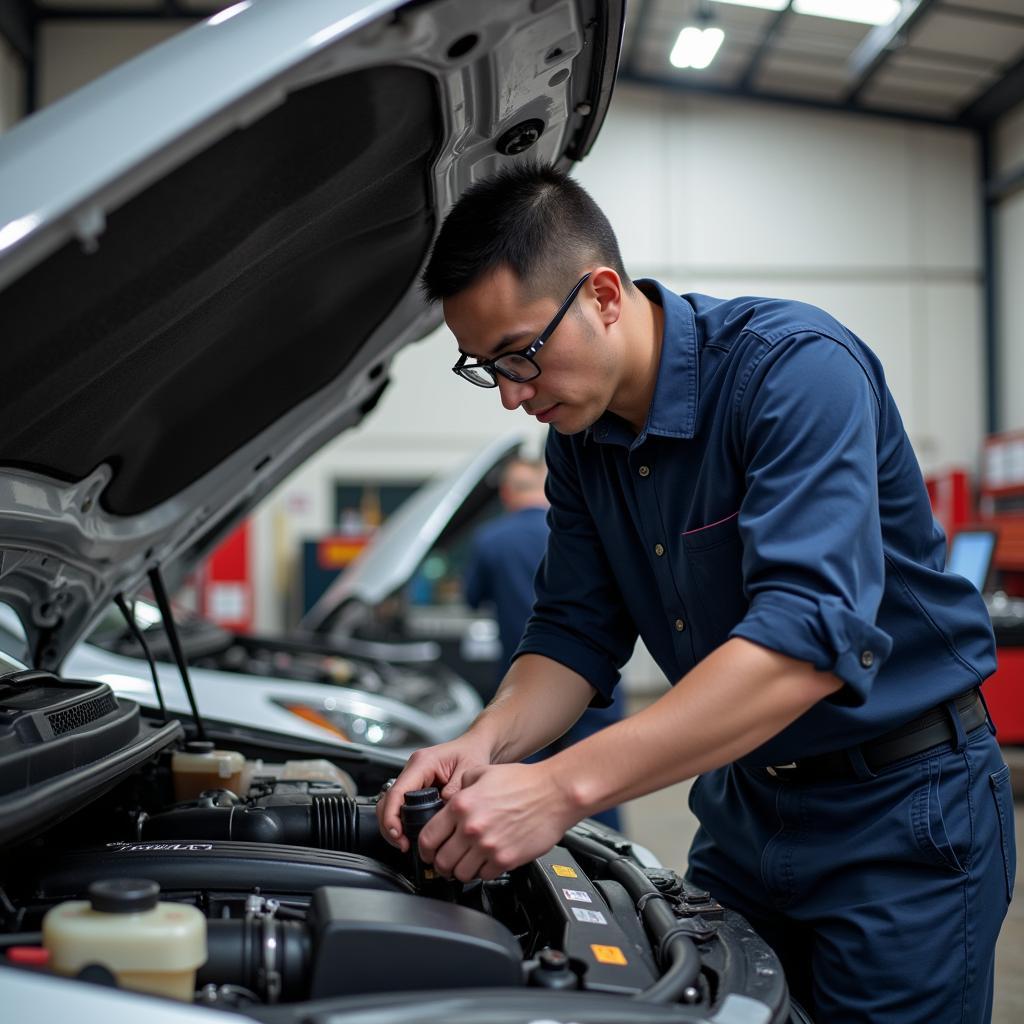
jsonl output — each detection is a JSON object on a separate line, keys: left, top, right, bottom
{"left": 43, "top": 879, "right": 206, "bottom": 1001}
{"left": 171, "top": 740, "right": 245, "bottom": 800}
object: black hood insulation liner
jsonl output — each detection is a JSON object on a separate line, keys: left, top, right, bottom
{"left": 1, "top": 66, "right": 440, "bottom": 515}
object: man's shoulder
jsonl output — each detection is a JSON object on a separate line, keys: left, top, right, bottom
{"left": 686, "top": 291, "right": 854, "bottom": 349}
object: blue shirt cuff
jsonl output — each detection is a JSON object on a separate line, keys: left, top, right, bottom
{"left": 729, "top": 590, "right": 893, "bottom": 705}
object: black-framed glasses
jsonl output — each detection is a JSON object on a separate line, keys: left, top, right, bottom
{"left": 452, "top": 273, "right": 591, "bottom": 389}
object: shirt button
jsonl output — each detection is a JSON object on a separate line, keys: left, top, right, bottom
{"left": 860, "top": 650, "right": 874, "bottom": 668}
{"left": 654, "top": 543, "right": 665, "bottom": 557}
{"left": 638, "top": 465, "right": 650, "bottom": 477}
{"left": 675, "top": 618, "right": 686, "bottom": 632}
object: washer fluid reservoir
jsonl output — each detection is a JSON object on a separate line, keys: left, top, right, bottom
{"left": 43, "top": 878, "right": 206, "bottom": 1001}
{"left": 171, "top": 740, "right": 245, "bottom": 800}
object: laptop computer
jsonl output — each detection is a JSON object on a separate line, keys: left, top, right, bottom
{"left": 946, "top": 529, "right": 998, "bottom": 594}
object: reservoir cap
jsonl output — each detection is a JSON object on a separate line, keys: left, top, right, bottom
{"left": 88, "top": 878, "right": 160, "bottom": 914}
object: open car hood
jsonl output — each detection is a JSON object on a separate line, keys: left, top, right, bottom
{"left": 301, "top": 432, "right": 524, "bottom": 631}
{"left": 0, "top": 0, "right": 623, "bottom": 670}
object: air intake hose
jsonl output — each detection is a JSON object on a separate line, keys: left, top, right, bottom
{"left": 142, "top": 795, "right": 392, "bottom": 859}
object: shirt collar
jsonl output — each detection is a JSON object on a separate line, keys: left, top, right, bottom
{"left": 587, "top": 279, "right": 699, "bottom": 446}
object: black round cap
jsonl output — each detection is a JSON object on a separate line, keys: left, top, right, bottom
{"left": 403, "top": 787, "right": 441, "bottom": 807}
{"left": 88, "top": 878, "right": 160, "bottom": 914}
{"left": 184, "top": 740, "right": 215, "bottom": 753}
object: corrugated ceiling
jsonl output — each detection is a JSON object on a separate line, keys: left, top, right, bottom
{"left": 621, "top": 0, "right": 1024, "bottom": 126}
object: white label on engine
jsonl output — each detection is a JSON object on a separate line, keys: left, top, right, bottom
{"left": 562, "top": 888, "right": 592, "bottom": 903}
{"left": 571, "top": 907, "right": 607, "bottom": 925}
{"left": 109, "top": 842, "right": 214, "bottom": 853}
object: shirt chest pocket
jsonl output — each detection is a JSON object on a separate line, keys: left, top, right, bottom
{"left": 680, "top": 513, "right": 748, "bottom": 659}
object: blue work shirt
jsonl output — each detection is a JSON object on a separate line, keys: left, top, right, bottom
{"left": 465, "top": 505, "right": 550, "bottom": 676}
{"left": 515, "top": 280, "right": 996, "bottom": 765}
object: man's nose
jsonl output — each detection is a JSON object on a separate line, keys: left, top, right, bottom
{"left": 496, "top": 376, "right": 535, "bottom": 411}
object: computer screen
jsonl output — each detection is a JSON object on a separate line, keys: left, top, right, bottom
{"left": 946, "top": 530, "right": 998, "bottom": 593}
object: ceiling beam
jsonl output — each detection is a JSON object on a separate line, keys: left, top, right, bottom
{"left": 959, "top": 51, "right": 1024, "bottom": 126}
{"left": 844, "top": 0, "right": 940, "bottom": 105}
{"left": 739, "top": 1, "right": 793, "bottom": 92}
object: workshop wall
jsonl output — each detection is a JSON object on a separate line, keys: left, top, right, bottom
{"left": 37, "top": 20, "right": 183, "bottom": 107}
{"left": 995, "top": 99, "right": 1024, "bottom": 431}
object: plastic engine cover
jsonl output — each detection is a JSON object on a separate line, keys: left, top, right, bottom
{"left": 308, "top": 887, "right": 523, "bottom": 997}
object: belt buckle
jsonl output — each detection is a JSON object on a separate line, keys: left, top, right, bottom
{"left": 765, "top": 761, "right": 798, "bottom": 778}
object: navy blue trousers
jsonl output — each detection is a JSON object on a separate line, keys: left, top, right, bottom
{"left": 686, "top": 717, "right": 1015, "bottom": 1023}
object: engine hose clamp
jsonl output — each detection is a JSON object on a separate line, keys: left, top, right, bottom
{"left": 656, "top": 917, "right": 719, "bottom": 963}
{"left": 635, "top": 891, "right": 664, "bottom": 916}
{"left": 260, "top": 915, "right": 282, "bottom": 1004}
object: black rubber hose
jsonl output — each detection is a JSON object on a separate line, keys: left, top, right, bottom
{"left": 141, "top": 798, "right": 394, "bottom": 860}
{"left": 605, "top": 857, "right": 702, "bottom": 1004}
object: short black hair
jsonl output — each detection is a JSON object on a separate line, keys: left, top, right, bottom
{"left": 421, "top": 163, "right": 631, "bottom": 302}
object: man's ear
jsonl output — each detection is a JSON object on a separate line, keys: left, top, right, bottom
{"left": 589, "top": 267, "right": 623, "bottom": 328}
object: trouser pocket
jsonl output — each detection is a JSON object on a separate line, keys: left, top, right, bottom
{"left": 990, "top": 764, "right": 1017, "bottom": 902}
{"left": 911, "top": 758, "right": 967, "bottom": 874}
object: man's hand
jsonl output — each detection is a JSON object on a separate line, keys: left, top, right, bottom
{"left": 418, "top": 761, "right": 582, "bottom": 882}
{"left": 375, "top": 734, "right": 493, "bottom": 853}
{"left": 376, "top": 655, "right": 597, "bottom": 856}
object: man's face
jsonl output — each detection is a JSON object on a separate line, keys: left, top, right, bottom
{"left": 443, "top": 265, "right": 618, "bottom": 435}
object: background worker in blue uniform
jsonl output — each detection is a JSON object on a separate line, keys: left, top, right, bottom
{"left": 378, "top": 165, "right": 1014, "bottom": 1023}
{"left": 463, "top": 456, "right": 623, "bottom": 830}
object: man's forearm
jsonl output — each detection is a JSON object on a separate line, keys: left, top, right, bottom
{"left": 466, "top": 653, "right": 597, "bottom": 764}
{"left": 552, "top": 637, "right": 843, "bottom": 816}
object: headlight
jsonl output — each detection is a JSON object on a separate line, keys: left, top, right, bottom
{"left": 273, "top": 699, "right": 425, "bottom": 748}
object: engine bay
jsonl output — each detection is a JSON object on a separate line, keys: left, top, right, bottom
{"left": 0, "top": 671, "right": 793, "bottom": 1022}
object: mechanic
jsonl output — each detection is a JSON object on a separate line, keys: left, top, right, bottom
{"left": 463, "top": 457, "right": 551, "bottom": 684}
{"left": 378, "top": 164, "right": 1014, "bottom": 1023}
{"left": 463, "top": 455, "right": 623, "bottom": 829}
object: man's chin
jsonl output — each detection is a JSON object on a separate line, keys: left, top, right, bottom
{"left": 548, "top": 408, "right": 598, "bottom": 436}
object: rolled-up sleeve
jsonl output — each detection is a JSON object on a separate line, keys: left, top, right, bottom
{"left": 728, "top": 332, "right": 893, "bottom": 705}
{"left": 514, "top": 431, "right": 639, "bottom": 704}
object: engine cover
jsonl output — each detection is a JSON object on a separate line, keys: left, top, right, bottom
{"left": 308, "top": 887, "right": 523, "bottom": 997}
{"left": 29, "top": 840, "right": 413, "bottom": 900}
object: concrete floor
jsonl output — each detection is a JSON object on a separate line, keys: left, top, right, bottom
{"left": 618, "top": 696, "right": 1024, "bottom": 1022}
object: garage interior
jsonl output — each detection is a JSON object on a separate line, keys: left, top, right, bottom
{"left": 1, "top": 0, "right": 1024, "bottom": 1019}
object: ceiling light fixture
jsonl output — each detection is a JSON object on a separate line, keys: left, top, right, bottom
{"left": 791, "top": 0, "right": 901, "bottom": 25}
{"left": 670, "top": 25, "right": 726, "bottom": 69}
{"left": 709, "top": 0, "right": 788, "bottom": 11}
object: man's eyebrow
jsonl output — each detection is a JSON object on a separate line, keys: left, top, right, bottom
{"left": 459, "top": 330, "right": 534, "bottom": 360}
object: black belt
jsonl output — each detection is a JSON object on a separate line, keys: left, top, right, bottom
{"left": 755, "top": 689, "right": 988, "bottom": 783}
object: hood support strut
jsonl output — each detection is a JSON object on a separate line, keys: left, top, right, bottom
{"left": 115, "top": 592, "right": 168, "bottom": 724}
{"left": 148, "top": 566, "right": 206, "bottom": 741}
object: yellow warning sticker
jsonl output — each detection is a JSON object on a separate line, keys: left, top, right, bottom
{"left": 552, "top": 864, "right": 578, "bottom": 878}
{"left": 591, "top": 944, "right": 628, "bottom": 966}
